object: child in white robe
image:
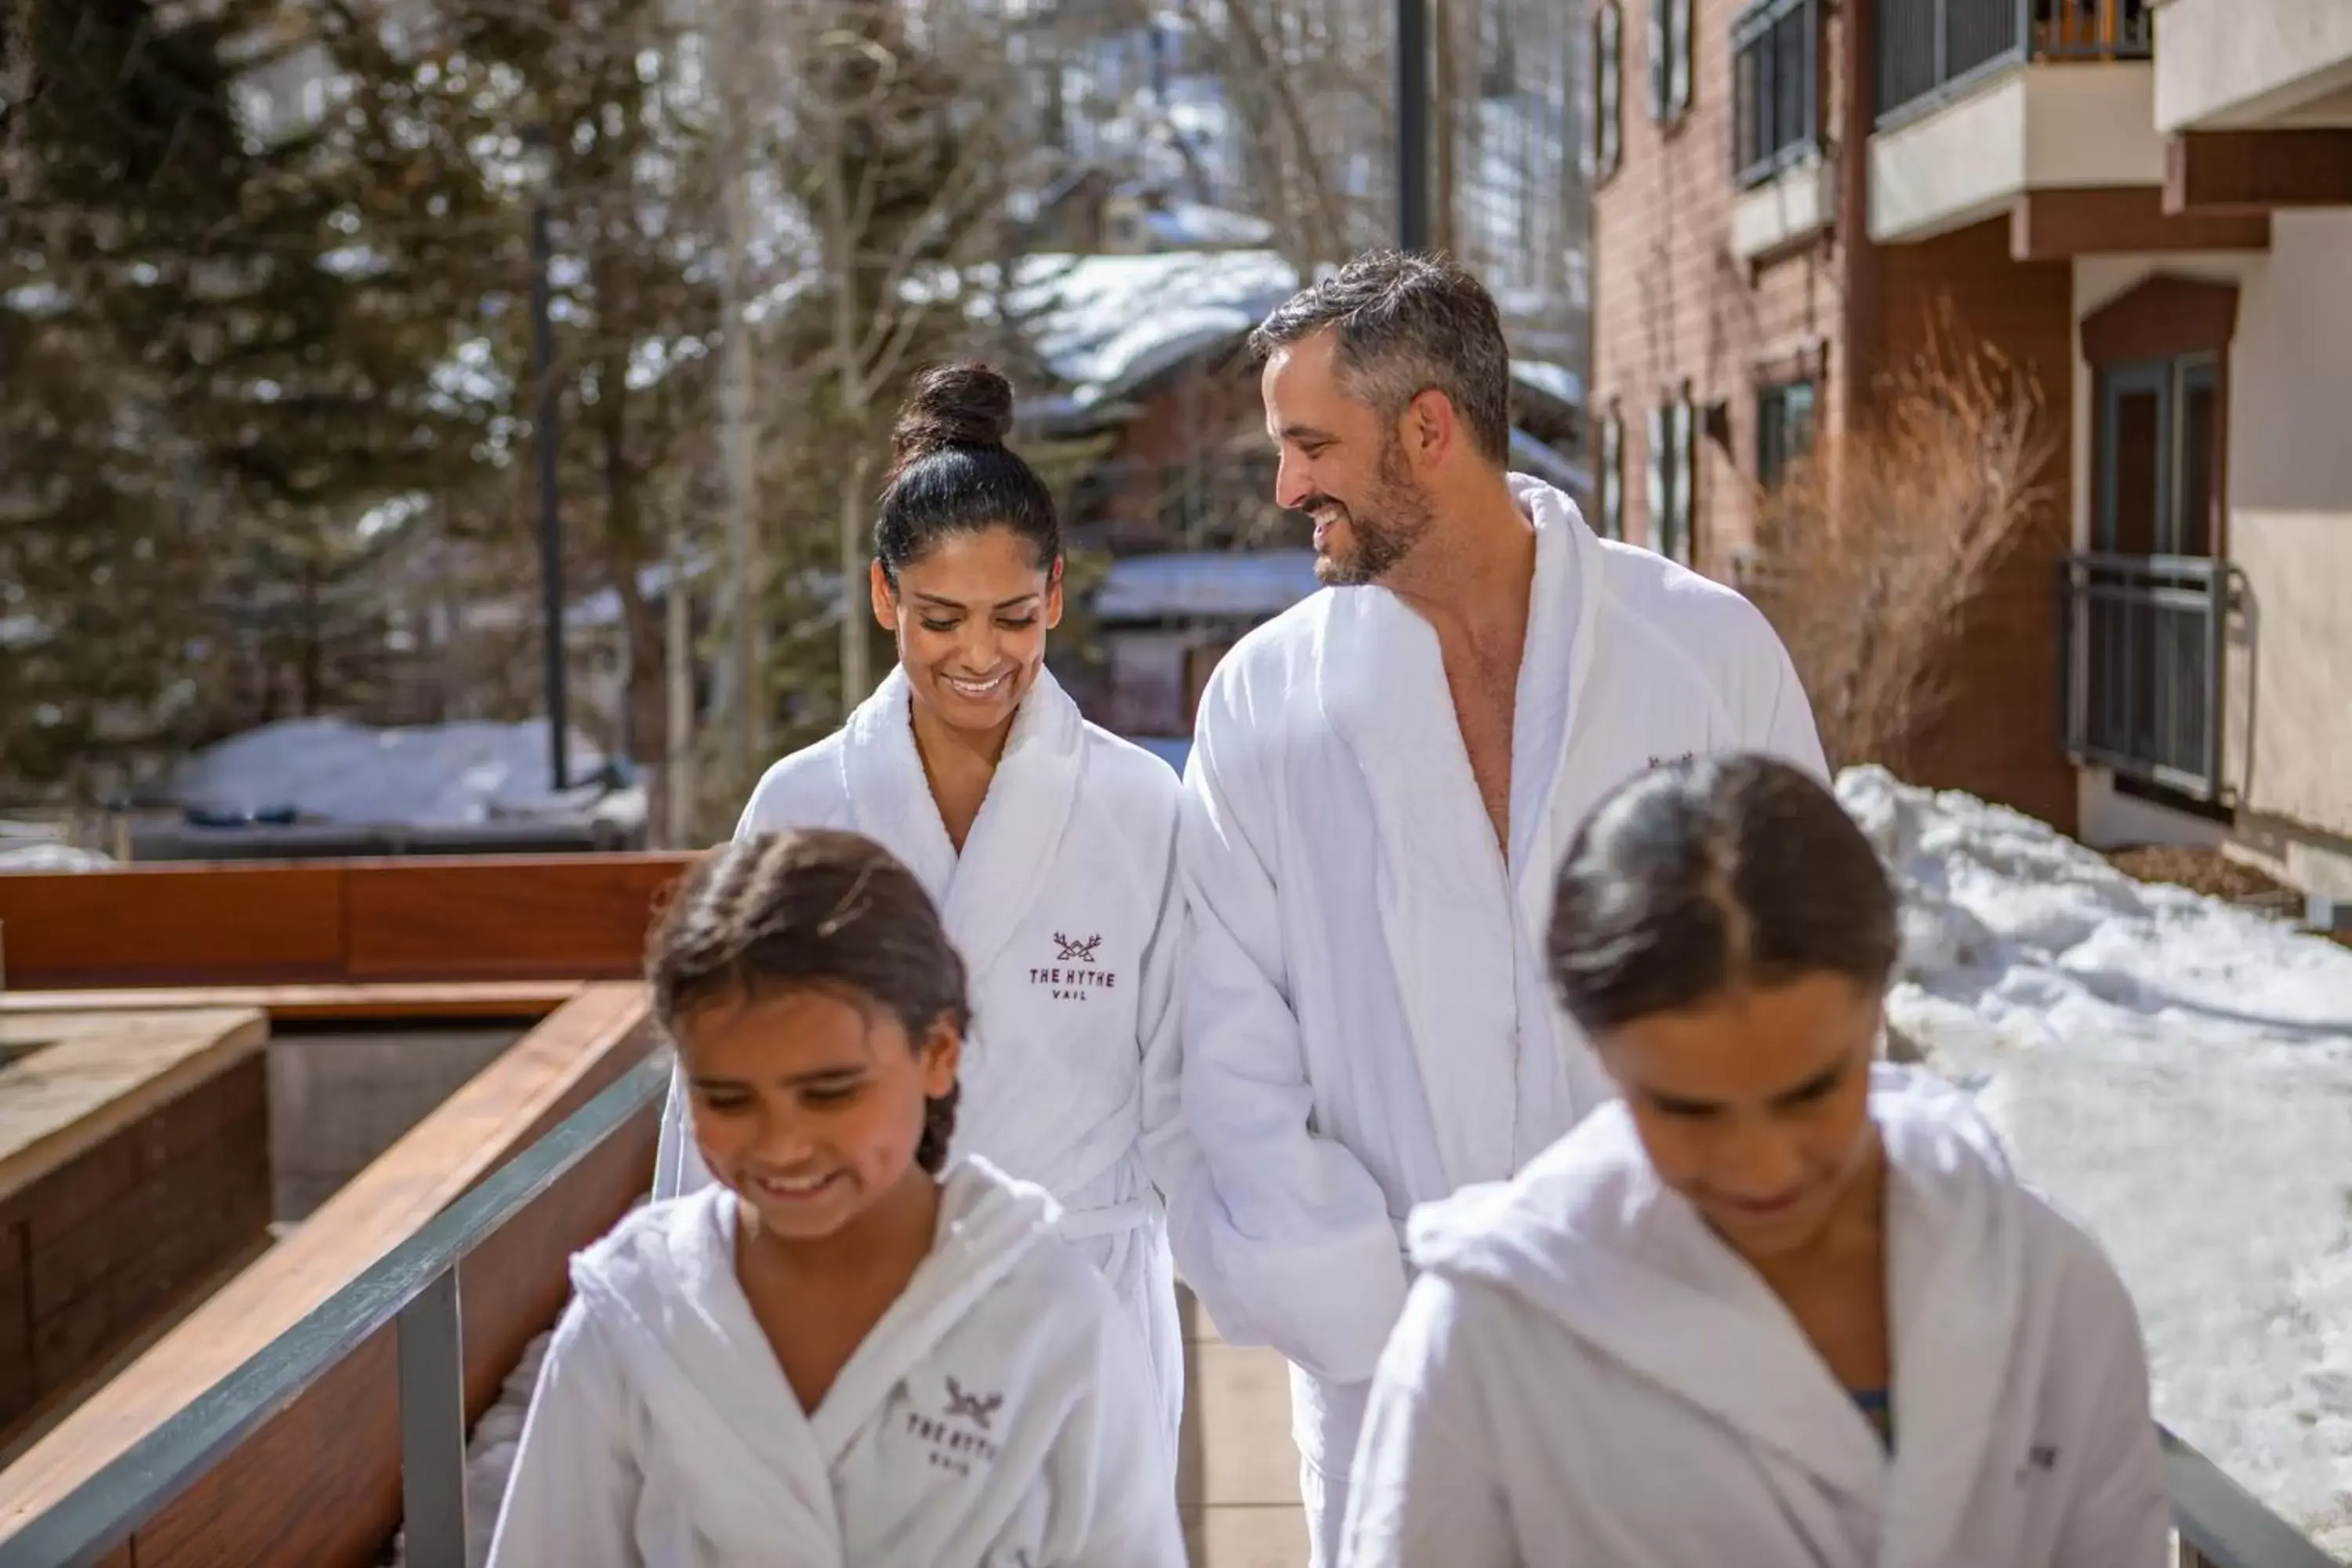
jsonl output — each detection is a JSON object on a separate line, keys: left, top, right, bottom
{"left": 651, "top": 362, "right": 1186, "bottom": 1457}
{"left": 1342, "top": 753, "right": 2172, "bottom": 1568}
{"left": 486, "top": 830, "right": 1185, "bottom": 1568}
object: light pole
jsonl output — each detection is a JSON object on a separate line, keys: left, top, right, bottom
{"left": 524, "top": 125, "right": 571, "bottom": 792}
{"left": 1396, "top": 0, "right": 1432, "bottom": 250}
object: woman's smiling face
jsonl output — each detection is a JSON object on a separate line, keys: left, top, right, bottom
{"left": 872, "top": 526, "right": 1062, "bottom": 739}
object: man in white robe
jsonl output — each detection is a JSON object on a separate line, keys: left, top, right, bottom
{"left": 1156, "top": 250, "right": 1828, "bottom": 1562}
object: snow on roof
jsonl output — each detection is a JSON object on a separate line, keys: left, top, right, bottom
{"left": 1094, "top": 549, "right": 1322, "bottom": 622}
{"left": 1842, "top": 764, "right": 2352, "bottom": 1541}
{"left": 1017, "top": 250, "right": 1299, "bottom": 404}
{"left": 171, "top": 717, "right": 616, "bottom": 827}
{"left": 1512, "top": 359, "right": 1585, "bottom": 409}
{"left": 1141, "top": 202, "right": 1276, "bottom": 249}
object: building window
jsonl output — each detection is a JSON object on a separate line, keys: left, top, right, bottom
{"left": 1592, "top": 3, "right": 1623, "bottom": 180}
{"left": 1757, "top": 379, "right": 1817, "bottom": 488}
{"left": 1598, "top": 412, "right": 1624, "bottom": 539}
{"left": 1732, "top": 0, "right": 1817, "bottom": 187}
{"left": 1650, "top": 0, "right": 1694, "bottom": 124}
{"left": 2096, "top": 355, "right": 2219, "bottom": 558}
{"left": 1647, "top": 394, "right": 1696, "bottom": 564}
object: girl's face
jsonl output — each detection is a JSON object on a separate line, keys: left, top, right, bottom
{"left": 871, "top": 527, "right": 1062, "bottom": 741}
{"left": 679, "top": 985, "right": 959, "bottom": 1242}
{"left": 1599, "top": 972, "right": 1885, "bottom": 1264}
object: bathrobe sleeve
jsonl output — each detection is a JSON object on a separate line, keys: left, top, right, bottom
{"left": 1040, "top": 1297, "right": 1191, "bottom": 1566}
{"left": 1134, "top": 792, "right": 1189, "bottom": 1196}
{"left": 485, "top": 1300, "right": 644, "bottom": 1568}
{"left": 2052, "top": 1247, "right": 2172, "bottom": 1567}
{"left": 1756, "top": 625, "right": 1830, "bottom": 780}
{"left": 1163, "top": 676, "right": 1412, "bottom": 1386}
{"left": 1341, "top": 1278, "right": 1521, "bottom": 1568}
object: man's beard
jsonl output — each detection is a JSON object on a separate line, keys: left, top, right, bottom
{"left": 1309, "top": 435, "right": 1437, "bottom": 587}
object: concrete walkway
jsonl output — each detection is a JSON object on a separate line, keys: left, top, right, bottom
{"left": 1178, "top": 1286, "right": 1310, "bottom": 1566}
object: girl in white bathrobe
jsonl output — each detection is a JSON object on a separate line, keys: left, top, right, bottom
{"left": 649, "top": 363, "right": 1188, "bottom": 1456}
{"left": 487, "top": 830, "right": 1185, "bottom": 1568}
{"left": 1343, "top": 754, "right": 2172, "bottom": 1568}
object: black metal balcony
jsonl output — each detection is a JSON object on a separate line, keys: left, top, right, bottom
{"left": 1878, "top": 0, "right": 2153, "bottom": 128}
{"left": 2060, "top": 552, "right": 2241, "bottom": 804}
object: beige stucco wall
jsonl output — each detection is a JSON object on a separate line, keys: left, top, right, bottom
{"left": 2152, "top": 0, "right": 2352, "bottom": 132}
{"left": 1870, "top": 64, "right": 2162, "bottom": 244}
{"left": 2071, "top": 214, "right": 2352, "bottom": 869}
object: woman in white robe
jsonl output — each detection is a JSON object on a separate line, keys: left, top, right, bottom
{"left": 649, "top": 363, "right": 1187, "bottom": 1454}
{"left": 488, "top": 831, "right": 1185, "bottom": 1568}
{"left": 1342, "top": 754, "right": 2172, "bottom": 1568}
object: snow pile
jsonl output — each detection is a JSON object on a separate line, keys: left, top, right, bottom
{"left": 0, "top": 825, "right": 112, "bottom": 873}
{"left": 173, "top": 717, "right": 615, "bottom": 828}
{"left": 1838, "top": 765, "right": 2352, "bottom": 1553}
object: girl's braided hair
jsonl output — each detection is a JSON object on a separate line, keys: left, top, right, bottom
{"left": 649, "top": 829, "right": 968, "bottom": 1173}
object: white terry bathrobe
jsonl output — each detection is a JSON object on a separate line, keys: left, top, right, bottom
{"left": 1341, "top": 1065, "right": 2172, "bottom": 1567}
{"left": 485, "top": 1159, "right": 1188, "bottom": 1568}
{"left": 1158, "top": 475, "right": 1828, "bottom": 1559}
{"left": 650, "top": 666, "right": 1187, "bottom": 1457}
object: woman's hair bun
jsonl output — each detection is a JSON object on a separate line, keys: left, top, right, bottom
{"left": 891, "top": 361, "right": 1016, "bottom": 470}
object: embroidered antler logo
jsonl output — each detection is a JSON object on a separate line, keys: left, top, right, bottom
{"left": 1052, "top": 931, "right": 1102, "bottom": 964}
{"left": 945, "top": 1376, "right": 1003, "bottom": 1432}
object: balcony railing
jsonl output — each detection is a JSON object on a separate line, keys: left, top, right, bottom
{"left": 2060, "top": 552, "right": 2241, "bottom": 804}
{"left": 1878, "top": 0, "right": 2153, "bottom": 127}
{"left": 0, "top": 1044, "right": 2338, "bottom": 1566}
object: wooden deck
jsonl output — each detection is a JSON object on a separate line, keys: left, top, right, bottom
{"left": 0, "top": 987, "right": 659, "bottom": 1566}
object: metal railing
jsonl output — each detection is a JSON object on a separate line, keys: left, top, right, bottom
{"left": 2166, "top": 1427, "right": 2343, "bottom": 1568}
{"left": 1878, "top": 0, "right": 2153, "bottom": 126}
{"left": 0, "top": 1050, "right": 2338, "bottom": 1566}
{"left": 2060, "top": 552, "right": 2241, "bottom": 804}
{"left": 0, "top": 1056, "right": 670, "bottom": 1568}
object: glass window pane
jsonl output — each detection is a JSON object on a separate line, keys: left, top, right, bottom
{"left": 1736, "top": 40, "right": 1760, "bottom": 171}
{"left": 2107, "top": 386, "right": 2162, "bottom": 555}
{"left": 1777, "top": 10, "right": 1807, "bottom": 155}
{"left": 2176, "top": 367, "right": 2216, "bottom": 558}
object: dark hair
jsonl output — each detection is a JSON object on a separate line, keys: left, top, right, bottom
{"left": 1547, "top": 754, "right": 1899, "bottom": 1036}
{"left": 873, "top": 361, "right": 1061, "bottom": 584}
{"left": 649, "top": 829, "right": 968, "bottom": 1174}
{"left": 1248, "top": 249, "right": 1513, "bottom": 466}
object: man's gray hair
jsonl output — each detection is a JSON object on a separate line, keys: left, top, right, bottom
{"left": 1248, "top": 250, "right": 1513, "bottom": 466}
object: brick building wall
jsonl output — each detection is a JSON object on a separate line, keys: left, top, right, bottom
{"left": 1590, "top": 0, "right": 2079, "bottom": 830}
{"left": 1878, "top": 219, "right": 2079, "bottom": 832}
{"left": 0, "top": 1055, "right": 272, "bottom": 1442}
{"left": 1589, "top": 0, "right": 1862, "bottom": 577}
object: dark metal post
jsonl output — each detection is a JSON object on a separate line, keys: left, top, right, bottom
{"left": 1396, "top": 0, "right": 1432, "bottom": 249}
{"left": 528, "top": 136, "right": 571, "bottom": 793}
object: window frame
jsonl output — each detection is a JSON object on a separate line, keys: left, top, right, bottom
{"left": 1649, "top": 0, "right": 1695, "bottom": 125}
{"left": 2094, "top": 353, "right": 2221, "bottom": 559}
{"left": 1592, "top": 2, "right": 1624, "bottom": 180}
{"left": 1731, "top": 0, "right": 1818, "bottom": 188}
{"left": 1598, "top": 411, "right": 1625, "bottom": 540}
{"left": 1648, "top": 394, "right": 1697, "bottom": 564}
{"left": 1756, "top": 376, "right": 1818, "bottom": 490}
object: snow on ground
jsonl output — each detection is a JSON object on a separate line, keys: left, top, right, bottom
{"left": 1839, "top": 765, "right": 2352, "bottom": 1555}
{"left": 173, "top": 717, "right": 615, "bottom": 827}
{"left": 0, "top": 840, "right": 112, "bottom": 873}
